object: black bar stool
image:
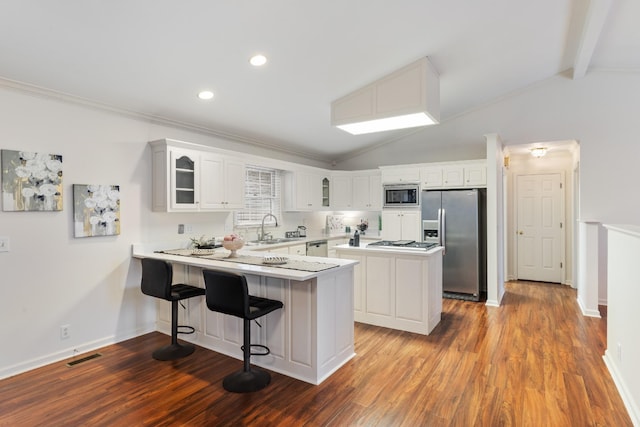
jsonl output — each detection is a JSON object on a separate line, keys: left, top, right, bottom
{"left": 140, "top": 258, "right": 205, "bottom": 361}
{"left": 202, "top": 269, "right": 283, "bottom": 393}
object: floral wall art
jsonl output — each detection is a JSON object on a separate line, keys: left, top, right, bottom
{"left": 1, "top": 149, "right": 63, "bottom": 211}
{"left": 73, "top": 184, "right": 120, "bottom": 237}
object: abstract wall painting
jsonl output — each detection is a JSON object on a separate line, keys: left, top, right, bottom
{"left": 1, "top": 149, "right": 63, "bottom": 211}
{"left": 73, "top": 184, "right": 121, "bottom": 238}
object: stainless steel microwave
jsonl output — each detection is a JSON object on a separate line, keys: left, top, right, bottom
{"left": 383, "top": 184, "right": 420, "bottom": 208}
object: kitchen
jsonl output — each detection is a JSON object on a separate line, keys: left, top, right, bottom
{"left": 1, "top": 1, "right": 639, "bottom": 424}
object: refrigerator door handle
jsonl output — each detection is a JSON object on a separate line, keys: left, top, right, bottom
{"left": 438, "top": 208, "right": 446, "bottom": 255}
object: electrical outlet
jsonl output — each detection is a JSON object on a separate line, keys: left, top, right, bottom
{"left": 178, "top": 224, "right": 185, "bottom": 234}
{"left": 60, "top": 325, "right": 70, "bottom": 340}
{"left": 184, "top": 224, "right": 193, "bottom": 233}
{"left": 0, "top": 236, "right": 9, "bottom": 252}
{"left": 617, "top": 342, "right": 622, "bottom": 363}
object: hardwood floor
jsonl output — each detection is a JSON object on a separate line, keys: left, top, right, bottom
{"left": 0, "top": 281, "right": 631, "bottom": 426}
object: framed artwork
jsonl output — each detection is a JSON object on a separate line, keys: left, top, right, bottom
{"left": 73, "top": 184, "right": 120, "bottom": 237}
{"left": 1, "top": 149, "right": 63, "bottom": 211}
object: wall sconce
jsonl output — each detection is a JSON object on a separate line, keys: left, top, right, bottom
{"left": 530, "top": 147, "right": 547, "bottom": 158}
{"left": 331, "top": 57, "right": 440, "bottom": 135}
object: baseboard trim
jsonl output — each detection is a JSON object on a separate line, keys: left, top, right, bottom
{"left": 0, "top": 325, "right": 155, "bottom": 381}
{"left": 603, "top": 350, "right": 639, "bottom": 426}
{"left": 577, "top": 296, "right": 601, "bottom": 318}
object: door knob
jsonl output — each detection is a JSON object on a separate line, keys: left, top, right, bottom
{"left": 518, "top": 231, "right": 523, "bottom": 235}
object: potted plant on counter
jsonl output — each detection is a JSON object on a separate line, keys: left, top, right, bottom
{"left": 190, "top": 235, "right": 217, "bottom": 249}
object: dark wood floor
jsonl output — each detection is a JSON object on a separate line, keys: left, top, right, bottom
{"left": 0, "top": 281, "right": 631, "bottom": 426}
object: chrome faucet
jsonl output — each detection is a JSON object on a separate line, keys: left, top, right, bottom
{"left": 259, "top": 213, "right": 278, "bottom": 241}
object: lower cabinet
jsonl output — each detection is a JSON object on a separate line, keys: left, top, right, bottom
{"left": 338, "top": 249, "right": 443, "bottom": 335}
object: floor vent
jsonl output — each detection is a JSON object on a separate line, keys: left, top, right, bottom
{"left": 66, "top": 353, "right": 102, "bottom": 367}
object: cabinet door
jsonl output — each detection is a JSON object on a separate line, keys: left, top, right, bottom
{"left": 381, "top": 167, "right": 420, "bottom": 184}
{"left": 464, "top": 165, "right": 486, "bottom": 187}
{"left": 400, "top": 211, "right": 422, "bottom": 241}
{"left": 332, "top": 175, "right": 353, "bottom": 209}
{"left": 200, "top": 154, "right": 225, "bottom": 209}
{"left": 200, "top": 156, "right": 245, "bottom": 210}
{"left": 420, "top": 167, "right": 443, "bottom": 189}
{"left": 369, "top": 174, "right": 382, "bottom": 210}
{"left": 295, "top": 171, "right": 324, "bottom": 210}
{"left": 381, "top": 211, "right": 403, "bottom": 240}
{"left": 288, "top": 244, "right": 307, "bottom": 256}
{"left": 223, "top": 158, "right": 246, "bottom": 209}
{"left": 351, "top": 175, "right": 369, "bottom": 209}
{"left": 170, "top": 149, "right": 199, "bottom": 210}
{"left": 442, "top": 166, "right": 464, "bottom": 187}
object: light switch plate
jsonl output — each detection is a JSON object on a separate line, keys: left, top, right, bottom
{"left": 0, "top": 236, "right": 9, "bottom": 252}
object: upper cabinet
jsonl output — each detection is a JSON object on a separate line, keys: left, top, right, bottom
{"left": 330, "top": 170, "right": 381, "bottom": 211}
{"left": 150, "top": 139, "right": 245, "bottom": 212}
{"left": 381, "top": 167, "right": 420, "bottom": 184}
{"left": 283, "top": 169, "right": 328, "bottom": 211}
{"left": 200, "top": 155, "right": 245, "bottom": 209}
{"left": 352, "top": 171, "right": 382, "bottom": 210}
{"left": 331, "top": 173, "right": 353, "bottom": 210}
{"left": 420, "top": 161, "right": 486, "bottom": 189}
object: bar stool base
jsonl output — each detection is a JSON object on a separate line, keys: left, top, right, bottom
{"left": 152, "top": 343, "right": 195, "bottom": 361}
{"left": 223, "top": 368, "right": 271, "bottom": 393}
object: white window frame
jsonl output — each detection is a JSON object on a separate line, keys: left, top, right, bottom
{"left": 234, "top": 165, "right": 282, "bottom": 227}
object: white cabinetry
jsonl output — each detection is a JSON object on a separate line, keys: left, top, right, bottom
{"left": 419, "top": 166, "right": 443, "bottom": 189}
{"left": 381, "top": 167, "right": 420, "bottom": 184}
{"left": 288, "top": 244, "right": 307, "bottom": 256}
{"left": 381, "top": 210, "right": 421, "bottom": 241}
{"left": 419, "top": 161, "right": 486, "bottom": 189}
{"left": 150, "top": 140, "right": 246, "bottom": 212}
{"left": 352, "top": 171, "right": 382, "bottom": 210}
{"left": 284, "top": 169, "right": 327, "bottom": 211}
{"left": 464, "top": 164, "right": 487, "bottom": 186}
{"left": 331, "top": 170, "right": 381, "bottom": 211}
{"left": 336, "top": 246, "right": 443, "bottom": 335}
{"left": 331, "top": 174, "right": 353, "bottom": 210}
{"left": 442, "top": 166, "right": 465, "bottom": 187}
{"left": 328, "top": 238, "right": 349, "bottom": 258}
{"left": 200, "top": 155, "right": 245, "bottom": 209}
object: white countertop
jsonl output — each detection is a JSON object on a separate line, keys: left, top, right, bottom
{"left": 334, "top": 242, "right": 444, "bottom": 257}
{"left": 132, "top": 244, "right": 358, "bottom": 281}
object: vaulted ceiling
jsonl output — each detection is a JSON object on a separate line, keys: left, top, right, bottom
{"left": 1, "top": 1, "right": 638, "bottom": 162}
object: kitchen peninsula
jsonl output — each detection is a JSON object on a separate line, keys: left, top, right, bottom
{"left": 335, "top": 242, "right": 443, "bottom": 335}
{"left": 132, "top": 244, "right": 357, "bottom": 385}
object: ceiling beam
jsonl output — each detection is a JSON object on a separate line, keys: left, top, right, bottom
{"left": 573, "top": 0, "right": 613, "bottom": 79}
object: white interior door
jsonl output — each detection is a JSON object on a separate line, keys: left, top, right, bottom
{"left": 516, "top": 173, "right": 564, "bottom": 283}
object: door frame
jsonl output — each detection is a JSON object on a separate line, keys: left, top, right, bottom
{"left": 513, "top": 170, "right": 566, "bottom": 284}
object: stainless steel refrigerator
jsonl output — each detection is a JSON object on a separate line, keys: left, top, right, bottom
{"left": 421, "top": 189, "right": 486, "bottom": 301}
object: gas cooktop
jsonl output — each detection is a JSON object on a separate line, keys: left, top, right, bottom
{"left": 367, "top": 240, "right": 438, "bottom": 250}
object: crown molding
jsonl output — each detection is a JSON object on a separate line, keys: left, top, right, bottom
{"left": 0, "top": 76, "right": 333, "bottom": 165}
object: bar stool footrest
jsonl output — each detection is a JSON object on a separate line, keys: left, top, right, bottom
{"left": 241, "top": 344, "right": 271, "bottom": 357}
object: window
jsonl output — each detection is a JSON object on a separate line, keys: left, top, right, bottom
{"left": 235, "top": 165, "right": 282, "bottom": 227}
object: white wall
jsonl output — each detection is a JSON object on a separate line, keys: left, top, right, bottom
{"left": 0, "top": 85, "right": 331, "bottom": 378}
{"left": 335, "top": 69, "right": 640, "bottom": 422}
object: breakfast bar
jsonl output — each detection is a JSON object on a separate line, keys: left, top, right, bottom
{"left": 132, "top": 244, "right": 358, "bottom": 385}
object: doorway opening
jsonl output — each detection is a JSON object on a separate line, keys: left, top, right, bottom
{"left": 504, "top": 141, "right": 579, "bottom": 287}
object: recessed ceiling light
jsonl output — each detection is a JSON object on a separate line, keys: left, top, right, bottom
{"left": 249, "top": 54, "right": 267, "bottom": 67}
{"left": 198, "top": 91, "right": 214, "bottom": 100}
